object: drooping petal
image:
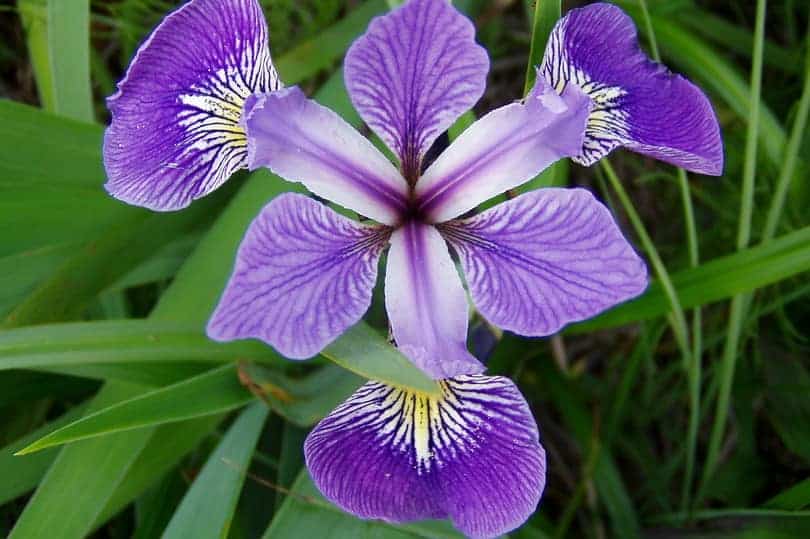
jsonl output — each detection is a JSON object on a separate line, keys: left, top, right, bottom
{"left": 207, "top": 193, "right": 389, "bottom": 359}
{"left": 305, "top": 375, "right": 545, "bottom": 539}
{"left": 440, "top": 189, "right": 648, "bottom": 336}
{"left": 344, "top": 0, "right": 489, "bottom": 180}
{"left": 415, "top": 79, "right": 591, "bottom": 223}
{"left": 385, "top": 221, "right": 483, "bottom": 379}
{"left": 103, "top": 0, "right": 280, "bottom": 210}
{"left": 540, "top": 3, "right": 723, "bottom": 174}
{"left": 244, "top": 87, "right": 409, "bottom": 225}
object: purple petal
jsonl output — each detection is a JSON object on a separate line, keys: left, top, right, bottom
{"left": 244, "top": 87, "right": 409, "bottom": 225}
{"left": 207, "top": 193, "right": 388, "bottom": 359}
{"left": 415, "top": 79, "right": 591, "bottom": 223}
{"left": 103, "top": 0, "right": 279, "bottom": 210}
{"left": 344, "top": 0, "right": 489, "bottom": 180}
{"left": 305, "top": 375, "right": 545, "bottom": 539}
{"left": 440, "top": 189, "right": 648, "bottom": 336}
{"left": 385, "top": 221, "right": 483, "bottom": 379}
{"left": 540, "top": 3, "right": 723, "bottom": 175}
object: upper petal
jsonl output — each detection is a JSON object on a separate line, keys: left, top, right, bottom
{"left": 385, "top": 221, "right": 483, "bottom": 379}
{"left": 244, "top": 87, "right": 409, "bottom": 225}
{"left": 103, "top": 0, "right": 280, "bottom": 211}
{"left": 207, "top": 193, "right": 388, "bottom": 359}
{"left": 440, "top": 188, "right": 648, "bottom": 336}
{"left": 540, "top": 3, "right": 723, "bottom": 174}
{"left": 415, "top": 79, "right": 591, "bottom": 223}
{"left": 305, "top": 375, "right": 545, "bottom": 539}
{"left": 344, "top": 0, "right": 489, "bottom": 180}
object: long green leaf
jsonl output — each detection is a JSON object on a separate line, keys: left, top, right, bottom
{"left": 162, "top": 402, "right": 268, "bottom": 539}
{"left": 0, "top": 403, "right": 88, "bottom": 505}
{"left": 18, "top": 0, "right": 93, "bottom": 120}
{"left": 0, "top": 320, "right": 279, "bottom": 371}
{"left": 570, "top": 225, "right": 810, "bottom": 333}
{"left": 9, "top": 381, "right": 155, "bottom": 539}
{"left": 16, "top": 364, "right": 252, "bottom": 455}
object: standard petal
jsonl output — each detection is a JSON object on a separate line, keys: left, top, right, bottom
{"left": 244, "top": 87, "right": 409, "bottom": 225}
{"left": 103, "top": 0, "right": 280, "bottom": 210}
{"left": 440, "top": 189, "right": 648, "bottom": 336}
{"left": 344, "top": 0, "right": 489, "bottom": 180}
{"left": 540, "top": 3, "right": 723, "bottom": 174}
{"left": 385, "top": 221, "right": 483, "bottom": 379}
{"left": 414, "top": 79, "right": 591, "bottom": 223}
{"left": 305, "top": 375, "right": 545, "bottom": 539}
{"left": 207, "top": 193, "right": 388, "bottom": 359}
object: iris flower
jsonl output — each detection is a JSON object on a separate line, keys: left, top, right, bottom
{"left": 102, "top": 0, "right": 722, "bottom": 537}
{"left": 205, "top": 0, "right": 652, "bottom": 380}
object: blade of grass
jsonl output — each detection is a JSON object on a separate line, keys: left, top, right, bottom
{"left": 599, "top": 160, "right": 692, "bottom": 374}
{"left": 568, "top": 223, "right": 810, "bottom": 333}
{"left": 18, "top": 0, "right": 93, "bottom": 121}
{"left": 523, "top": 0, "right": 560, "bottom": 94}
{"left": 698, "top": 0, "right": 767, "bottom": 505}
{"left": 0, "top": 319, "right": 279, "bottom": 372}
{"left": 15, "top": 364, "right": 251, "bottom": 455}
{"left": 636, "top": 0, "right": 704, "bottom": 510}
{"left": 161, "top": 402, "right": 268, "bottom": 539}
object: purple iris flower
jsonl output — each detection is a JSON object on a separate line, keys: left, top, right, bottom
{"left": 101, "top": 0, "right": 722, "bottom": 536}
{"left": 205, "top": 0, "right": 652, "bottom": 380}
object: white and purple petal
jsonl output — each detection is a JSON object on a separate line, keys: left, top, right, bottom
{"left": 305, "top": 375, "right": 545, "bottom": 539}
{"left": 415, "top": 79, "right": 591, "bottom": 223}
{"left": 344, "top": 0, "right": 489, "bottom": 180}
{"left": 244, "top": 87, "right": 409, "bottom": 225}
{"left": 207, "top": 193, "right": 389, "bottom": 359}
{"left": 440, "top": 189, "right": 648, "bottom": 336}
{"left": 385, "top": 221, "right": 483, "bottom": 379}
{"left": 104, "top": 0, "right": 280, "bottom": 210}
{"left": 540, "top": 3, "right": 723, "bottom": 174}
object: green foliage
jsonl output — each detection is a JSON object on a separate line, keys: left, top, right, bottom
{"left": 1, "top": 0, "right": 809, "bottom": 538}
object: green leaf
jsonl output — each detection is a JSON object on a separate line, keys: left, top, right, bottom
{"left": 324, "top": 324, "right": 439, "bottom": 394}
{"left": 16, "top": 364, "right": 252, "bottom": 455}
{"left": 0, "top": 403, "right": 88, "bottom": 505}
{"left": 0, "top": 319, "right": 279, "bottom": 372}
{"left": 523, "top": 0, "right": 560, "bottom": 94}
{"left": 162, "top": 402, "right": 268, "bottom": 539}
{"left": 239, "top": 362, "right": 362, "bottom": 427}
{"left": 765, "top": 358, "right": 810, "bottom": 463}
{"left": 2, "top": 186, "right": 229, "bottom": 327}
{"left": 570, "top": 225, "right": 810, "bottom": 333}
{"left": 265, "top": 471, "right": 464, "bottom": 539}
{"left": 95, "top": 414, "right": 226, "bottom": 528}
{"left": 18, "top": 0, "right": 93, "bottom": 121}
{"left": 8, "top": 381, "right": 155, "bottom": 539}
{"left": 765, "top": 478, "right": 810, "bottom": 510}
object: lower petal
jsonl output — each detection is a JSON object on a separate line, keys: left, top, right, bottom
{"left": 304, "top": 375, "right": 545, "bottom": 539}
{"left": 207, "top": 193, "right": 388, "bottom": 359}
{"left": 385, "top": 221, "right": 483, "bottom": 379}
{"left": 440, "top": 189, "right": 648, "bottom": 336}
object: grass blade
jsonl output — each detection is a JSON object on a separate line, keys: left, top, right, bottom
{"left": 162, "top": 402, "right": 268, "bottom": 539}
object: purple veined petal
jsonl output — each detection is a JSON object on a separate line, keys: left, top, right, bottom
{"left": 207, "top": 193, "right": 389, "bottom": 359}
{"left": 344, "top": 0, "right": 489, "bottom": 181}
{"left": 305, "top": 375, "right": 545, "bottom": 539}
{"left": 103, "top": 0, "right": 280, "bottom": 211}
{"left": 414, "top": 78, "right": 591, "bottom": 223}
{"left": 540, "top": 3, "right": 723, "bottom": 175}
{"left": 439, "top": 188, "right": 648, "bottom": 336}
{"left": 244, "top": 87, "right": 409, "bottom": 226}
{"left": 385, "top": 221, "right": 483, "bottom": 379}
